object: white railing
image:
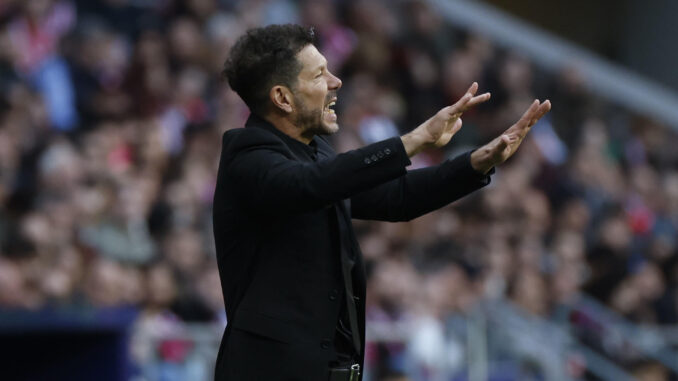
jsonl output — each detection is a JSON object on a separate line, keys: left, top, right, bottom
{"left": 131, "top": 301, "right": 649, "bottom": 381}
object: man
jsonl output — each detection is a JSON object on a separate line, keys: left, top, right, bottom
{"left": 213, "top": 24, "right": 550, "bottom": 380}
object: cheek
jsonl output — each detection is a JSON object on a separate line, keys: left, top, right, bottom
{"left": 296, "top": 82, "right": 327, "bottom": 109}
{"left": 313, "top": 81, "right": 328, "bottom": 99}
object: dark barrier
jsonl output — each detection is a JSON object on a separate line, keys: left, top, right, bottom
{"left": 0, "top": 307, "right": 138, "bottom": 381}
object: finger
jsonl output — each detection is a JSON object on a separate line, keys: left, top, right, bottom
{"left": 501, "top": 133, "right": 520, "bottom": 148}
{"left": 446, "top": 92, "right": 490, "bottom": 118}
{"left": 447, "top": 82, "right": 480, "bottom": 114}
{"left": 516, "top": 99, "right": 540, "bottom": 128}
{"left": 465, "top": 92, "right": 491, "bottom": 110}
{"left": 444, "top": 92, "right": 473, "bottom": 116}
{"left": 465, "top": 82, "right": 479, "bottom": 96}
{"left": 442, "top": 114, "right": 463, "bottom": 136}
{"left": 492, "top": 133, "right": 522, "bottom": 161}
{"left": 496, "top": 134, "right": 510, "bottom": 151}
{"left": 536, "top": 100, "right": 551, "bottom": 119}
{"left": 451, "top": 117, "right": 463, "bottom": 134}
{"left": 488, "top": 134, "right": 509, "bottom": 160}
{"left": 527, "top": 100, "right": 552, "bottom": 127}
{"left": 434, "top": 119, "right": 463, "bottom": 147}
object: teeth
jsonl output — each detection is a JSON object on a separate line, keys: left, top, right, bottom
{"left": 325, "top": 101, "right": 336, "bottom": 113}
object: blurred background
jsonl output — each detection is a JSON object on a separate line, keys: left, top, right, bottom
{"left": 0, "top": 0, "right": 677, "bottom": 380}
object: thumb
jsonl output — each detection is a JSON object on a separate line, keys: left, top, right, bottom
{"left": 495, "top": 134, "right": 511, "bottom": 150}
{"left": 492, "top": 134, "right": 515, "bottom": 159}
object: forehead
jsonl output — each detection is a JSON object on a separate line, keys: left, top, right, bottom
{"left": 296, "top": 44, "right": 326, "bottom": 73}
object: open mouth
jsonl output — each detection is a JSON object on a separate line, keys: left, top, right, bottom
{"left": 324, "top": 98, "right": 337, "bottom": 114}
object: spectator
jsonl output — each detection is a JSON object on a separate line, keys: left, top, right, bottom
{"left": 0, "top": 1, "right": 676, "bottom": 379}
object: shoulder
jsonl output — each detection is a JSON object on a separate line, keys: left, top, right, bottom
{"left": 222, "top": 126, "right": 281, "bottom": 146}
{"left": 221, "top": 127, "right": 289, "bottom": 158}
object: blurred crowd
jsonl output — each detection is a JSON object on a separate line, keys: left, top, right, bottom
{"left": 0, "top": 0, "right": 677, "bottom": 380}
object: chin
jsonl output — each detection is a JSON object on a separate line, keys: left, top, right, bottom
{"left": 318, "top": 122, "right": 339, "bottom": 135}
{"left": 318, "top": 112, "right": 339, "bottom": 135}
{"left": 321, "top": 122, "right": 339, "bottom": 135}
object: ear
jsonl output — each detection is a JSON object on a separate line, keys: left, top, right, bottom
{"left": 270, "top": 85, "right": 294, "bottom": 113}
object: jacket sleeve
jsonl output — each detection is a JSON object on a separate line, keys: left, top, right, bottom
{"left": 350, "top": 151, "right": 492, "bottom": 222}
{"left": 220, "top": 128, "right": 411, "bottom": 214}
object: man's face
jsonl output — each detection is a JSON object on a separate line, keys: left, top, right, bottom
{"left": 290, "top": 45, "right": 342, "bottom": 137}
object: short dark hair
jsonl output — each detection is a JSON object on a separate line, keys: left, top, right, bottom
{"left": 222, "top": 24, "right": 315, "bottom": 116}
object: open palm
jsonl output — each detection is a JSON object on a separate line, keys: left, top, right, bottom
{"left": 471, "top": 99, "right": 552, "bottom": 173}
{"left": 422, "top": 82, "right": 491, "bottom": 148}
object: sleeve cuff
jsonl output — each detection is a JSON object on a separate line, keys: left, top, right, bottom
{"left": 447, "top": 150, "right": 493, "bottom": 185}
{"left": 391, "top": 136, "right": 412, "bottom": 167}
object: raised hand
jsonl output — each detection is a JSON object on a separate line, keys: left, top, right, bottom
{"left": 428, "top": 82, "right": 491, "bottom": 147}
{"left": 471, "top": 99, "right": 551, "bottom": 173}
{"left": 402, "top": 82, "right": 491, "bottom": 157}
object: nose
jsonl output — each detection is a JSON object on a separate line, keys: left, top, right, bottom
{"left": 328, "top": 71, "right": 342, "bottom": 90}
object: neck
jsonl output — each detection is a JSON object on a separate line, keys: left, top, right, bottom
{"left": 263, "top": 113, "right": 313, "bottom": 145}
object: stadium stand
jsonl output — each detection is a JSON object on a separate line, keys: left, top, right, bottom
{"left": 0, "top": 0, "right": 676, "bottom": 380}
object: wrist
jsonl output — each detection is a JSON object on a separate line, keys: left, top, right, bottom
{"left": 401, "top": 130, "right": 433, "bottom": 157}
{"left": 470, "top": 147, "right": 495, "bottom": 174}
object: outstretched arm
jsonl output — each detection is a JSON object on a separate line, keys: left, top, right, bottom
{"left": 351, "top": 151, "right": 490, "bottom": 222}
{"left": 351, "top": 98, "right": 551, "bottom": 222}
{"left": 219, "top": 84, "right": 491, "bottom": 215}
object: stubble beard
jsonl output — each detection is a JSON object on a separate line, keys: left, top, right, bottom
{"left": 293, "top": 93, "right": 337, "bottom": 137}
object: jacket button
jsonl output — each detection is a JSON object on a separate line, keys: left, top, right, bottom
{"left": 321, "top": 339, "right": 332, "bottom": 349}
{"left": 371, "top": 154, "right": 377, "bottom": 161}
{"left": 329, "top": 289, "right": 339, "bottom": 301}
{"left": 377, "top": 151, "right": 384, "bottom": 158}
{"left": 364, "top": 157, "right": 371, "bottom": 164}
{"left": 385, "top": 148, "right": 391, "bottom": 155}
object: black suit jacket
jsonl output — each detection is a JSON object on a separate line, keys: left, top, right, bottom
{"left": 212, "top": 114, "right": 491, "bottom": 380}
